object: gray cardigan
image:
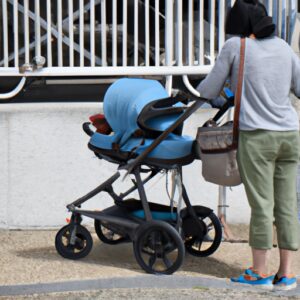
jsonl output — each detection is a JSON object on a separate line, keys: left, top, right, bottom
{"left": 197, "top": 36, "right": 300, "bottom": 131}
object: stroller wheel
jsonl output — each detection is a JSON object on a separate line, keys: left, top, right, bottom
{"left": 55, "top": 224, "right": 93, "bottom": 260}
{"left": 94, "top": 220, "right": 128, "bottom": 245}
{"left": 184, "top": 211, "right": 222, "bottom": 257}
{"left": 133, "top": 220, "right": 185, "bottom": 275}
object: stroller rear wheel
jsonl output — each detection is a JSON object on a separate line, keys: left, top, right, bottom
{"left": 55, "top": 224, "right": 93, "bottom": 260}
{"left": 133, "top": 220, "right": 185, "bottom": 275}
{"left": 94, "top": 219, "right": 128, "bottom": 244}
{"left": 184, "top": 211, "right": 222, "bottom": 257}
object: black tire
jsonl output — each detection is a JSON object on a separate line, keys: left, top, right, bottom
{"left": 184, "top": 211, "right": 222, "bottom": 257}
{"left": 55, "top": 224, "right": 93, "bottom": 260}
{"left": 133, "top": 220, "right": 185, "bottom": 275}
{"left": 94, "top": 219, "right": 128, "bottom": 245}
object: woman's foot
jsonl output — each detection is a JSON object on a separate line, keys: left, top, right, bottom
{"left": 272, "top": 274, "right": 297, "bottom": 291}
{"left": 231, "top": 268, "right": 274, "bottom": 290}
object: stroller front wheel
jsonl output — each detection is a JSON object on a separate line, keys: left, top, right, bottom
{"left": 55, "top": 224, "right": 93, "bottom": 260}
{"left": 133, "top": 220, "right": 185, "bottom": 275}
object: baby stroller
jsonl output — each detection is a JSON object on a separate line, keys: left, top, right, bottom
{"left": 55, "top": 78, "right": 231, "bottom": 274}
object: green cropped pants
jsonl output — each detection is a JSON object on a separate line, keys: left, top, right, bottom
{"left": 237, "top": 130, "right": 300, "bottom": 250}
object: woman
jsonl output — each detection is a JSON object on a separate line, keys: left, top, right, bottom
{"left": 197, "top": 0, "right": 300, "bottom": 290}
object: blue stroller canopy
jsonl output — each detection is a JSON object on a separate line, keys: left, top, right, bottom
{"left": 104, "top": 78, "right": 174, "bottom": 145}
{"left": 90, "top": 78, "right": 194, "bottom": 160}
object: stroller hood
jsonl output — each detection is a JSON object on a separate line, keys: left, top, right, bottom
{"left": 104, "top": 78, "right": 173, "bottom": 145}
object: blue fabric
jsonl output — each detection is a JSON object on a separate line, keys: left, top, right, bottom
{"left": 104, "top": 78, "right": 170, "bottom": 146}
{"left": 89, "top": 132, "right": 121, "bottom": 150}
{"left": 131, "top": 210, "right": 177, "bottom": 221}
{"left": 121, "top": 134, "right": 193, "bottom": 159}
{"left": 90, "top": 132, "right": 194, "bottom": 159}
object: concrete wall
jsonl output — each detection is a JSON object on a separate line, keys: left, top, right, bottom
{"left": 0, "top": 103, "right": 249, "bottom": 229}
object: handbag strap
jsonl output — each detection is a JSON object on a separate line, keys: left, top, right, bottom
{"left": 232, "top": 37, "right": 246, "bottom": 148}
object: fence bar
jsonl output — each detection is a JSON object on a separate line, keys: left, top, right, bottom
{"left": 218, "top": 0, "right": 225, "bottom": 52}
{"left": 286, "top": 0, "right": 291, "bottom": 42}
{"left": 13, "top": 0, "right": 19, "bottom": 67}
{"left": 57, "top": 0, "right": 63, "bottom": 66}
{"left": 134, "top": 0, "right": 139, "bottom": 66}
{"left": 2, "top": 0, "right": 8, "bottom": 67}
{"left": 122, "top": 0, "right": 127, "bottom": 66}
{"left": 282, "top": 0, "right": 287, "bottom": 40}
{"left": 79, "top": 0, "right": 84, "bottom": 67}
{"left": 90, "top": 0, "right": 95, "bottom": 66}
{"left": 155, "top": 0, "right": 160, "bottom": 66}
{"left": 145, "top": 0, "right": 150, "bottom": 66}
{"left": 68, "top": 0, "right": 74, "bottom": 67}
{"left": 277, "top": 0, "right": 283, "bottom": 37}
{"left": 165, "top": 0, "right": 173, "bottom": 94}
{"left": 46, "top": 0, "right": 52, "bottom": 67}
{"left": 269, "top": 0, "right": 273, "bottom": 16}
{"left": 23, "top": 0, "right": 29, "bottom": 64}
{"left": 199, "top": 0, "right": 204, "bottom": 65}
{"left": 176, "top": 0, "right": 183, "bottom": 66}
{"left": 0, "top": 65, "right": 213, "bottom": 77}
{"left": 112, "top": 0, "right": 117, "bottom": 66}
{"left": 101, "top": 0, "right": 107, "bottom": 66}
{"left": 35, "top": 0, "right": 41, "bottom": 57}
{"left": 210, "top": 0, "right": 216, "bottom": 63}
{"left": 165, "top": 0, "right": 173, "bottom": 66}
{"left": 188, "top": 0, "right": 193, "bottom": 65}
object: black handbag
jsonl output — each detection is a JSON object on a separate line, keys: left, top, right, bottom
{"left": 196, "top": 38, "right": 246, "bottom": 186}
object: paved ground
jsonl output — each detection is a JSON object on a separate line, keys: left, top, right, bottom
{"left": 0, "top": 225, "right": 299, "bottom": 299}
{"left": 1, "top": 287, "right": 300, "bottom": 300}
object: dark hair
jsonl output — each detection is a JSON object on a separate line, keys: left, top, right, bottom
{"left": 225, "top": 0, "right": 276, "bottom": 38}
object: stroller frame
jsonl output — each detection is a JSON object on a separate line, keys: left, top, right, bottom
{"left": 55, "top": 91, "right": 232, "bottom": 274}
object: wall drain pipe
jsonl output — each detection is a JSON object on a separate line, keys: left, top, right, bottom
{"left": 0, "top": 56, "right": 46, "bottom": 101}
{"left": 0, "top": 77, "right": 26, "bottom": 100}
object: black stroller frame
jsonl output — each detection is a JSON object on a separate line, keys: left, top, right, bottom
{"left": 55, "top": 91, "right": 234, "bottom": 275}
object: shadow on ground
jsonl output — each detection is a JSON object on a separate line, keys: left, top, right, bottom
{"left": 14, "top": 235, "right": 244, "bottom": 279}
{"left": 4, "top": 225, "right": 296, "bottom": 286}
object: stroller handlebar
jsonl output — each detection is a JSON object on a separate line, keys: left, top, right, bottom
{"left": 173, "top": 89, "right": 210, "bottom": 104}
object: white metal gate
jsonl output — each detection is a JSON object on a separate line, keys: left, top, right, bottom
{"left": 0, "top": 0, "right": 297, "bottom": 97}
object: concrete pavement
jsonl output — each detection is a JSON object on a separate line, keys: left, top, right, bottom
{"left": 0, "top": 225, "right": 299, "bottom": 299}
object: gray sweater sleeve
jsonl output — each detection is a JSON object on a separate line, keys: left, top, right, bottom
{"left": 196, "top": 38, "right": 238, "bottom": 100}
{"left": 291, "top": 51, "right": 300, "bottom": 98}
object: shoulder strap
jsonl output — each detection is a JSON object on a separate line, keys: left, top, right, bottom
{"left": 232, "top": 38, "right": 246, "bottom": 148}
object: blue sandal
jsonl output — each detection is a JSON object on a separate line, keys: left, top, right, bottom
{"left": 272, "top": 274, "right": 297, "bottom": 291}
{"left": 231, "top": 268, "right": 274, "bottom": 290}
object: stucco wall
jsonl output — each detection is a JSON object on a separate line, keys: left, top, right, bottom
{"left": 0, "top": 103, "right": 249, "bottom": 229}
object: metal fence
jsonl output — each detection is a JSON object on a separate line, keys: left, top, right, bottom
{"left": 0, "top": 0, "right": 297, "bottom": 98}
{"left": 0, "top": 0, "right": 297, "bottom": 75}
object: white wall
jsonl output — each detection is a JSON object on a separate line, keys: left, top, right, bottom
{"left": 0, "top": 103, "right": 250, "bottom": 229}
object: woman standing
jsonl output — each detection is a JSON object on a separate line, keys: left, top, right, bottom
{"left": 197, "top": 0, "right": 300, "bottom": 290}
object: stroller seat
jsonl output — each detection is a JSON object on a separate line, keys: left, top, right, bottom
{"left": 89, "top": 132, "right": 194, "bottom": 163}
{"left": 88, "top": 78, "right": 195, "bottom": 166}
